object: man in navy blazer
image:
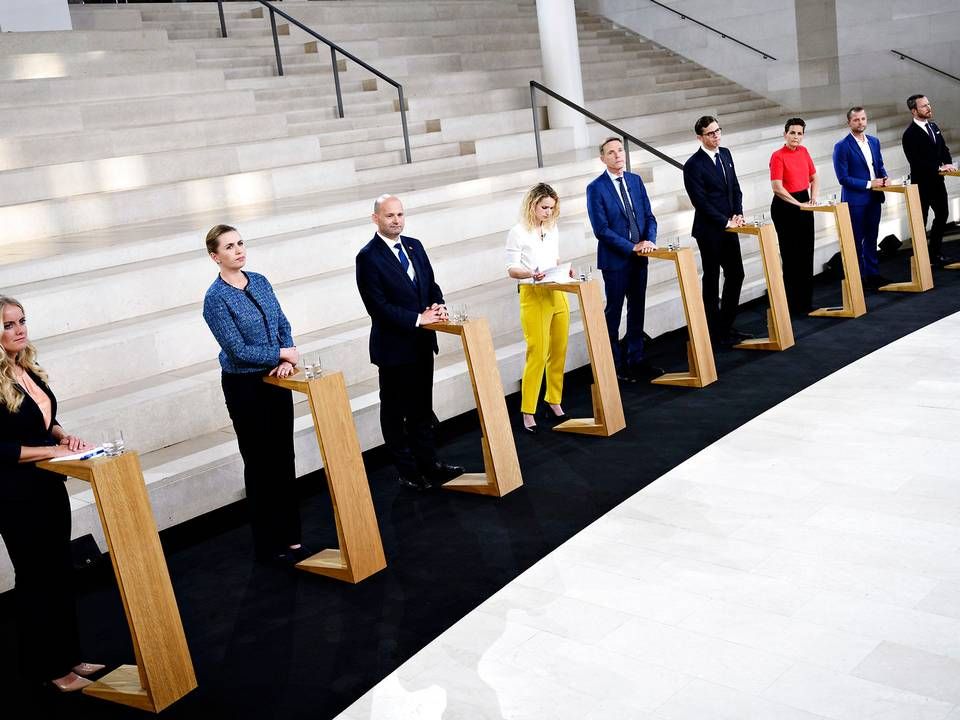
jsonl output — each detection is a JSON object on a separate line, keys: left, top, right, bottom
{"left": 682, "top": 115, "right": 748, "bottom": 344}
{"left": 586, "top": 136, "right": 661, "bottom": 381}
{"left": 356, "top": 194, "right": 463, "bottom": 491}
{"left": 832, "top": 107, "right": 890, "bottom": 287}
{"left": 901, "top": 94, "right": 956, "bottom": 265}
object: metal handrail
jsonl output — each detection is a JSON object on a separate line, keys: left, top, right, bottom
{"left": 643, "top": 0, "right": 776, "bottom": 61}
{"left": 529, "top": 81, "right": 683, "bottom": 173}
{"left": 217, "top": 0, "right": 411, "bottom": 163}
{"left": 890, "top": 50, "right": 960, "bottom": 84}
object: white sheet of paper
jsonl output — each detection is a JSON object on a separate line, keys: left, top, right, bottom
{"left": 539, "top": 263, "right": 571, "bottom": 283}
{"left": 48, "top": 446, "right": 105, "bottom": 462}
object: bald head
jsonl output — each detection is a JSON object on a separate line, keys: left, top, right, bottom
{"left": 371, "top": 194, "right": 405, "bottom": 240}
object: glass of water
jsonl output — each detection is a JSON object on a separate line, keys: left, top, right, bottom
{"left": 666, "top": 235, "right": 680, "bottom": 251}
{"left": 829, "top": 192, "right": 840, "bottom": 205}
{"left": 302, "top": 351, "right": 321, "bottom": 379}
{"left": 102, "top": 428, "right": 125, "bottom": 457}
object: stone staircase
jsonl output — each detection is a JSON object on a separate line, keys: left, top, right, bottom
{"left": 0, "top": 0, "right": 946, "bottom": 589}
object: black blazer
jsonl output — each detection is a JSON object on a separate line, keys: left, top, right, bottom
{"left": 355, "top": 234, "right": 445, "bottom": 368}
{"left": 683, "top": 147, "right": 743, "bottom": 237}
{"left": 0, "top": 369, "right": 59, "bottom": 467}
{"left": 902, "top": 121, "right": 953, "bottom": 183}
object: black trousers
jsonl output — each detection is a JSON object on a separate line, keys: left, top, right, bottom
{"left": 917, "top": 177, "right": 949, "bottom": 257}
{"left": 221, "top": 371, "right": 301, "bottom": 557}
{"left": 695, "top": 228, "right": 745, "bottom": 337}
{"left": 378, "top": 354, "right": 437, "bottom": 480}
{"left": 0, "top": 467, "right": 80, "bottom": 680}
{"left": 771, "top": 190, "right": 815, "bottom": 314}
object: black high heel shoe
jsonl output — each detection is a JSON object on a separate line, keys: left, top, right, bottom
{"left": 542, "top": 406, "right": 566, "bottom": 421}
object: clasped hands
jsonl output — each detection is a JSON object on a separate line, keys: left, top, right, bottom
{"left": 420, "top": 303, "right": 449, "bottom": 324}
{"left": 725, "top": 215, "right": 747, "bottom": 228}
{"left": 269, "top": 346, "right": 299, "bottom": 378}
{"left": 632, "top": 240, "right": 657, "bottom": 254}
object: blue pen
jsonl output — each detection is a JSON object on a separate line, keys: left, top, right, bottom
{"left": 78, "top": 448, "right": 105, "bottom": 461}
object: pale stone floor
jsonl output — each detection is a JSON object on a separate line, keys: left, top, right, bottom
{"left": 336, "top": 312, "right": 960, "bottom": 720}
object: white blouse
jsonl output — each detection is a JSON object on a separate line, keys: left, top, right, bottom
{"left": 505, "top": 222, "right": 561, "bottom": 284}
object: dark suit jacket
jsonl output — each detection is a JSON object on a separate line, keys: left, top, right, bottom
{"left": 682, "top": 147, "right": 743, "bottom": 237}
{"left": 356, "top": 234, "right": 444, "bottom": 368}
{"left": 586, "top": 171, "right": 657, "bottom": 271}
{"left": 832, "top": 134, "right": 887, "bottom": 206}
{"left": 902, "top": 121, "right": 953, "bottom": 183}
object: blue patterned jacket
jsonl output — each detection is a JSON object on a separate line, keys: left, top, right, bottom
{"left": 202, "top": 271, "right": 294, "bottom": 374}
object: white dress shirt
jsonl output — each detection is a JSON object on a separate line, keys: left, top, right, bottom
{"left": 379, "top": 232, "right": 416, "bottom": 283}
{"left": 505, "top": 222, "right": 560, "bottom": 284}
{"left": 606, "top": 169, "right": 633, "bottom": 210}
{"left": 853, "top": 134, "right": 875, "bottom": 188}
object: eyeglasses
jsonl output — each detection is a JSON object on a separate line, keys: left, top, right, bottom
{"left": 700, "top": 128, "right": 722, "bottom": 138}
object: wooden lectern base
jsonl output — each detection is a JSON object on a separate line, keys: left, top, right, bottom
{"left": 554, "top": 382, "right": 613, "bottom": 436}
{"left": 735, "top": 309, "right": 789, "bottom": 350}
{"left": 84, "top": 665, "right": 154, "bottom": 712}
{"left": 296, "top": 548, "right": 355, "bottom": 582}
{"left": 809, "top": 279, "right": 861, "bottom": 317}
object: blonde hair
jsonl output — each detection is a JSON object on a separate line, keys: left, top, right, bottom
{"left": 520, "top": 183, "right": 560, "bottom": 231}
{"left": 0, "top": 296, "right": 47, "bottom": 413}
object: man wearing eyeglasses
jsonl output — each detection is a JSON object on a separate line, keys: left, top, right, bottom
{"left": 682, "top": 116, "right": 749, "bottom": 346}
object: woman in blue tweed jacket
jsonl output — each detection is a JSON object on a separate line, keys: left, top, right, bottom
{"left": 202, "top": 224, "right": 307, "bottom": 565}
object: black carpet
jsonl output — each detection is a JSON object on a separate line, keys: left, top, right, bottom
{"left": 5, "top": 240, "right": 960, "bottom": 719}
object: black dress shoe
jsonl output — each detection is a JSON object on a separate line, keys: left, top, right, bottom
{"left": 398, "top": 474, "right": 431, "bottom": 491}
{"left": 288, "top": 545, "right": 314, "bottom": 562}
{"left": 425, "top": 461, "right": 464, "bottom": 484}
{"left": 628, "top": 362, "right": 664, "bottom": 381}
{"left": 616, "top": 366, "right": 637, "bottom": 383}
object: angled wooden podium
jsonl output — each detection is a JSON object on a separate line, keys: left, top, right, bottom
{"left": 647, "top": 247, "right": 717, "bottom": 388}
{"left": 425, "top": 318, "right": 522, "bottom": 497}
{"left": 726, "top": 223, "right": 794, "bottom": 350}
{"left": 801, "top": 202, "right": 867, "bottom": 318}
{"left": 38, "top": 453, "right": 196, "bottom": 713}
{"left": 547, "top": 279, "right": 625, "bottom": 436}
{"left": 264, "top": 371, "right": 386, "bottom": 583}
{"left": 873, "top": 184, "right": 934, "bottom": 292}
{"left": 941, "top": 170, "right": 960, "bottom": 271}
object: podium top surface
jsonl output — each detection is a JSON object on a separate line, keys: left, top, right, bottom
{"left": 800, "top": 203, "right": 842, "bottom": 213}
{"left": 38, "top": 451, "right": 138, "bottom": 482}
{"left": 872, "top": 184, "right": 911, "bottom": 194}
{"left": 726, "top": 223, "right": 767, "bottom": 236}
{"left": 647, "top": 247, "right": 691, "bottom": 260}
{"left": 264, "top": 369, "right": 339, "bottom": 393}
{"left": 423, "top": 320, "right": 467, "bottom": 335}
{"left": 545, "top": 280, "right": 589, "bottom": 293}
{"left": 941, "top": 169, "right": 960, "bottom": 177}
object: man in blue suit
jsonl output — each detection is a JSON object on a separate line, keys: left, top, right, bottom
{"left": 586, "top": 136, "right": 661, "bottom": 382}
{"left": 356, "top": 194, "right": 463, "bottom": 491}
{"left": 832, "top": 107, "right": 889, "bottom": 287}
{"left": 682, "top": 115, "right": 748, "bottom": 345}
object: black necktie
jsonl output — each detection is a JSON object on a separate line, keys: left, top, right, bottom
{"left": 715, "top": 152, "right": 727, "bottom": 184}
{"left": 394, "top": 242, "right": 411, "bottom": 277}
{"left": 616, "top": 176, "right": 640, "bottom": 243}
{"left": 927, "top": 123, "right": 937, "bottom": 144}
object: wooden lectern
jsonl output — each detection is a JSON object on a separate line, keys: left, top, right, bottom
{"left": 801, "top": 202, "right": 867, "bottom": 317}
{"left": 264, "top": 371, "right": 386, "bottom": 583}
{"left": 647, "top": 247, "right": 717, "bottom": 388}
{"left": 725, "top": 223, "right": 794, "bottom": 350}
{"left": 37, "top": 453, "right": 196, "bottom": 713}
{"left": 941, "top": 170, "right": 960, "bottom": 271}
{"left": 546, "top": 279, "right": 625, "bottom": 436}
{"left": 424, "top": 318, "right": 522, "bottom": 497}
{"left": 873, "top": 184, "right": 934, "bottom": 292}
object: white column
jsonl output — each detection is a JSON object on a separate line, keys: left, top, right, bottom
{"left": 536, "top": 0, "right": 590, "bottom": 149}
{"left": 0, "top": 0, "right": 72, "bottom": 31}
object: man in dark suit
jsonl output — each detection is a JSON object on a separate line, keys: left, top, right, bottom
{"left": 355, "top": 194, "right": 463, "bottom": 491}
{"left": 832, "top": 106, "right": 890, "bottom": 288}
{"left": 902, "top": 94, "right": 956, "bottom": 265}
{"left": 682, "top": 115, "right": 748, "bottom": 345}
{"left": 586, "top": 136, "right": 661, "bottom": 382}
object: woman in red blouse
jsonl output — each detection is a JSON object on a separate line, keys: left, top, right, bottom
{"left": 769, "top": 118, "right": 820, "bottom": 314}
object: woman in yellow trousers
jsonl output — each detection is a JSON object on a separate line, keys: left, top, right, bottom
{"left": 505, "top": 183, "right": 570, "bottom": 434}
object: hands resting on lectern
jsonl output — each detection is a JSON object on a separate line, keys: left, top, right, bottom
{"left": 633, "top": 240, "right": 657, "bottom": 254}
{"left": 419, "top": 303, "right": 449, "bottom": 325}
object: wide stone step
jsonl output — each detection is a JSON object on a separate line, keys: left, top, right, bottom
{"left": 0, "top": 48, "right": 197, "bottom": 81}
{"left": 0, "top": 28, "right": 170, "bottom": 54}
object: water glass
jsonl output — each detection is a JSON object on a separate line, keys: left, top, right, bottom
{"left": 577, "top": 266, "right": 586, "bottom": 282}
{"left": 829, "top": 192, "right": 840, "bottom": 205}
{"left": 302, "top": 351, "right": 321, "bottom": 379}
{"left": 102, "top": 428, "right": 125, "bottom": 457}
{"left": 666, "top": 236, "right": 680, "bottom": 251}
{"left": 586, "top": 264, "right": 593, "bottom": 281}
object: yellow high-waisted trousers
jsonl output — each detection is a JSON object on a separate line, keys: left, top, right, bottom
{"left": 519, "top": 284, "right": 570, "bottom": 414}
